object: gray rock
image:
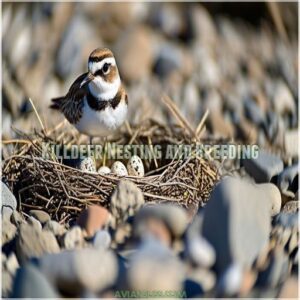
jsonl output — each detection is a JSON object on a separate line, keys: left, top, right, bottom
{"left": 244, "top": 98, "right": 265, "bottom": 126}
{"left": 63, "top": 226, "right": 84, "bottom": 250}
{"left": 186, "top": 236, "right": 216, "bottom": 268}
{"left": 243, "top": 150, "right": 284, "bottom": 183}
{"left": 257, "top": 247, "right": 290, "bottom": 288}
{"left": 29, "top": 210, "right": 51, "bottom": 224}
{"left": 16, "top": 223, "right": 60, "bottom": 263}
{"left": 216, "top": 263, "right": 243, "bottom": 297}
{"left": 44, "top": 220, "right": 67, "bottom": 236}
{"left": 277, "top": 164, "right": 298, "bottom": 193}
{"left": 282, "top": 201, "right": 298, "bottom": 214}
{"left": 1, "top": 182, "right": 17, "bottom": 212}
{"left": 110, "top": 180, "right": 144, "bottom": 224}
{"left": 255, "top": 183, "right": 281, "bottom": 216}
{"left": 93, "top": 230, "right": 111, "bottom": 249}
{"left": 12, "top": 263, "right": 59, "bottom": 298}
{"left": 127, "top": 239, "right": 184, "bottom": 292}
{"left": 134, "top": 203, "right": 188, "bottom": 238}
{"left": 274, "top": 212, "right": 298, "bottom": 229}
{"left": 202, "top": 177, "right": 271, "bottom": 274}
{"left": 38, "top": 248, "right": 118, "bottom": 295}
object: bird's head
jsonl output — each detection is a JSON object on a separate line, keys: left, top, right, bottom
{"left": 81, "top": 48, "right": 121, "bottom": 100}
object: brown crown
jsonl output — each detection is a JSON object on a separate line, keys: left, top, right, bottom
{"left": 89, "top": 48, "right": 114, "bottom": 63}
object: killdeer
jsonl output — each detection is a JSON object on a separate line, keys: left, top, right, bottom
{"left": 50, "top": 48, "right": 128, "bottom": 144}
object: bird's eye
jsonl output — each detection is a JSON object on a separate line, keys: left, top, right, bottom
{"left": 102, "top": 63, "right": 110, "bottom": 74}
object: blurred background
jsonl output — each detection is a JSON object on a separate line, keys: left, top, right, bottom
{"left": 2, "top": 2, "right": 298, "bottom": 157}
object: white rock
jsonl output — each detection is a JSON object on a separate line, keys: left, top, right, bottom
{"left": 111, "top": 161, "right": 128, "bottom": 176}
{"left": 127, "top": 155, "right": 144, "bottom": 177}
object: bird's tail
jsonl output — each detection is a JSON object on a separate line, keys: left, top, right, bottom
{"left": 50, "top": 97, "right": 63, "bottom": 110}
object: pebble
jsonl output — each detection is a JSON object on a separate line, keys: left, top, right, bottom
{"left": 256, "top": 247, "right": 290, "bottom": 288}
{"left": 216, "top": 263, "right": 243, "bottom": 297}
{"left": 134, "top": 204, "right": 188, "bottom": 238}
{"left": 186, "top": 236, "right": 216, "bottom": 268}
{"left": 98, "top": 166, "right": 111, "bottom": 175}
{"left": 1, "top": 182, "right": 17, "bottom": 213}
{"left": 273, "top": 81, "right": 295, "bottom": 115}
{"left": 115, "top": 26, "right": 154, "bottom": 81}
{"left": 277, "top": 164, "right": 298, "bottom": 193}
{"left": 77, "top": 205, "right": 109, "bottom": 237}
{"left": 127, "top": 239, "right": 184, "bottom": 292}
{"left": 44, "top": 220, "right": 67, "bottom": 237}
{"left": 202, "top": 177, "right": 271, "bottom": 273}
{"left": 282, "top": 201, "right": 298, "bottom": 214}
{"left": 93, "top": 230, "right": 111, "bottom": 249}
{"left": 278, "top": 276, "right": 298, "bottom": 298}
{"left": 63, "top": 226, "right": 84, "bottom": 250}
{"left": 111, "top": 161, "right": 128, "bottom": 176}
{"left": 110, "top": 180, "right": 144, "bottom": 224}
{"left": 38, "top": 248, "right": 118, "bottom": 295}
{"left": 12, "top": 263, "right": 59, "bottom": 298}
{"left": 29, "top": 210, "right": 51, "bottom": 224}
{"left": 284, "top": 130, "right": 298, "bottom": 157}
{"left": 16, "top": 223, "right": 60, "bottom": 263}
{"left": 127, "top": 155, "right": 145, "bottom": 177}
{"left": 255, "top": 183, "right": 281, "bottom": 216}
{"left": 243, "top": 150, "right": 284, "bottom": 183}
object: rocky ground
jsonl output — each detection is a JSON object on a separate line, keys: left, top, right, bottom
{"left": 1, "top": 2, "right": 299, "bottom": 299}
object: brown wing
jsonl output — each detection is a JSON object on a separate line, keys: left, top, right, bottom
{"left": 50, "top": 73, "right": 88, "bottom": 124}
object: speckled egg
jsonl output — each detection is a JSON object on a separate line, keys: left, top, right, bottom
{"left": 111, "top": 161, "right": 128, "bottom": 176}
{"left": 127, "top": 155, "right": 144, "bottom": 177}
{"left": 79, "top": 156, "right": 96, "bottom": 173}
{"left": 98, "top": 166, "right": 111, "bottom": 175}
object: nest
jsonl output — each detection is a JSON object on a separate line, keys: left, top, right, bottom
{"left": 2, "top": 118, "right": 219, "bottom": 223}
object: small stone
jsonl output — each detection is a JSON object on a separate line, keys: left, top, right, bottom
{"left": 38, "top": 248, "right": 118, "bottom": 295}
{"left": 282, "top": 201, "right": 299, "bottom": 214}
{"left": 44, "top": 220, "right": 67, "bottom": 237}
{"left": 278, "top": 276, "right": 298, "bottom": 298}
{"left": 110, "top": 180, "right": 144, "bottom": 224}
{"left": 127, "top": 239, "right": 184, "bottom": 292}
{"left": 186, "top": 236, "right": 216, "bottom": 268}
{"left": 239, "top": 269, "right": 257, "bottom": 297}
{"left": 93, "top": 230, "right": 111, "bottom": 249}
{"left": 1, "top": 182, "right": 17, "bottom": 212}
{"left": 79, "top": 156, "right": 96, "bottom": 173}
{"left": 277, "top": 164, "right": 298, "bottom": 193}
{"left": 98, "top": 166, "right": 111, "bottom": 175}
{"left": 134, "top": 204, "right": 188, "bottom": 238}
{"left": 134, "top": 217, "right": 172, "bottom": 247}
{"left": 285, "top": 129, "right": 298, "bottom": 158}
{"left": 77, "top": 205, "right": 109, "bottom": 237}
{"left": 12, "top": 263, "right": 59, "bottom": 298}
{"left": 243, "top": 150, "right": 284, "bottom": 183}
{"left": 256, "top": 183, "right": 282, "bottom": 216}
{"left": 116, "top": 26, "right": 153, "bottom": 82}
{"left": 27, "top": 216, "right": 42, "bottom": 231}
{"left": 127, "top": 155, "right": 145, "bottom": 177}
{"left": 63, "top": 226, "right": 84, "bottom": 250}
{"left": 29, "top": 210, "right": 51, "bottom": 224}
{"left": 216, "top": 263, "right": 243, "bottom": 297}
{"left": 202, "top": 177, "right": 271, "bottom": 274}
{"left": 5, "top": 253, "right": 19, "bottom": 276}
{"left": 256, "top": 247, "right": 290, "bottom": 288}
{"left": 16, "top": 223, "right": 60, "bottom": 263}
{"left": 111, "top": 161, "right": 128, "bottom": 176}
{"left": 273, "top": 81, "right": 295, "bottom": 115}
{"left": 187, "top": 268, "right": 216, "bottom": 293}
{"left": 208, "top": 111, "right": 234, "bottom": 139}
{"left": 2, "top": 216, "right": 17, "bottom": 245}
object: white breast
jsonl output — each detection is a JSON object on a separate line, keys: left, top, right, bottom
{"left": 74, "top": 97, "right": 128, "bottom": 137}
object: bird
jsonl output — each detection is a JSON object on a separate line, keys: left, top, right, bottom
{"left": 50, "top": 47, "right": 128, "bottom": 145}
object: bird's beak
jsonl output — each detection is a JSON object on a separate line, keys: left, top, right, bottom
{"left": 80, "top": 72, "right": 94, "bottom": 88}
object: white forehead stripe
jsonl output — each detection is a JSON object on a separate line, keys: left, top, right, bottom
{"left": 89, "top": 57, "right": 116, "bottom": 74}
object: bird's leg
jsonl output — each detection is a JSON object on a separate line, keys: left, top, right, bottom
{"left": 102, "top": 137, "right": 108, "bottom": 166}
